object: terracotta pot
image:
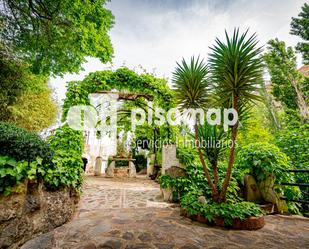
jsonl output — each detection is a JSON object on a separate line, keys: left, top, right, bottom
{"left": 196, "top": 214, "right": 208, "bottom": 223}
{"left": 214, "top": 217, "right": 225, "bottom": 227}
{"left": 232, "top": 216, "right": 265, "bottom": 230}
{"left": 189, "top": 214, "right": 198, "bottom": 221}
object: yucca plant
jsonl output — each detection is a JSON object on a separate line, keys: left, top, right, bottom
{"left": 209, "top": 28, "right": 264, "bottom": 202}
{"left": 198, "top": 123, "right": 228, "bottom": 187}
{"left": 172, "top": 56, "right": 219, "bottom": 199}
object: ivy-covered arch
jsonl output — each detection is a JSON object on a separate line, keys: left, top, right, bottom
{"left": 62, "top": 67, "right": 175, "bottom": 121}
{"left": 62, "top": 67, "right": 178, "bottom": 164}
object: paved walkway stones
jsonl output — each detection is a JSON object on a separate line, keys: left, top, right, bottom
{"left": 21, "top": 176, "right": 309, "bottom": 249}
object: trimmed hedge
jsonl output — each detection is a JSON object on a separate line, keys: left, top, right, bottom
{"left": 0, "top": 122, "right": 53, "bottom": 163}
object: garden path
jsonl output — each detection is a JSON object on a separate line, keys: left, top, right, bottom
{"left": 21, "top": 176, "right": 309, "bottom": 249}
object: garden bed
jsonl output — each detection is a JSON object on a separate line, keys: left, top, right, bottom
{"left": 181, "top": 208, "right": 265, "bottom": 230}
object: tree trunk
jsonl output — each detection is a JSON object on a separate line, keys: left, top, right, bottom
{"left": 219, "top": 96, "right": 239, "bottom": 203}
{"left": 194, "top": 124, "right": 219, "bottom": 201}
{"left": 212, "top": 160, "right": 219, "bottom": 187}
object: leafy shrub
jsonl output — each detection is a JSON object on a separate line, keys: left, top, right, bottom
{"left": 236, "top": 142, "right": 301, "bottom": 213}
{"left": 45, "top": 125, "right": 84, "bottom": 190}
{"left": 0, "top": 124, "right": 84, "bottom": 194}
{"left": 0, "top": 155, "right": 43, "bottom": 195}
{"left": 0, "top": 122, "right": 53, "bottom": 163}
{"left": 159, "top": 163, "right": 240, "bottom": 203}
{"left": 237, "top": 142, "right": 292, "bottom": 183}
{"left": 275, "top": 124, "right": 308, "bottom": 169}
{"left": 177, "top": 147, "right": 197, "bottom": 166}
{"left": 133, "top": 154, "right": 147, "bottom": 171}
{"left": 181, "top": 191, "right": 263, "bottom": 225}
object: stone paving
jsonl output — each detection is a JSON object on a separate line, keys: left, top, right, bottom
{"left": 21, "top": 176, "right": 309, "bottom": 249}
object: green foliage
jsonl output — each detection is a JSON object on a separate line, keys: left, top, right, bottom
{"left": 237, "top": 105, "right": 275, "bottom": 148}
{"left": 7, "top": 81, "right": 57, "bottom": 132}
{"left": 275, "top": 124, "right": 309, "bottom": 169}
{"left": 290, "top": 3, "right": 309, "bottom": 64}
{"left": 236, "top": 142, "right": 301, "bottom": 212}
{"left": 209, "top": 28, "right": 263, "bottom": 113}
{"left": 198, "top": 123, "right": 228, "bottom": 166}
{"left": 0, "top": 125, "right": 85, "bottom": 195}
{"left": 181, "top": 191, "right": 263, "bottom": 225}
{"left": 158, "top": 164, "right": 210, "bottom": 201}
{"left": 45, "top": 126, "right": 84, "bottom": 190}
{"left": 0, "top": 0, "right": 114, "bottom": 75}
{"left": 159, "top": 164, "right": 240, "bottom": 203}
{"left": 0, "top": 155, "right": 27, "bottom": 195}
{"left": 62, "top": 67, "right": 174, "bottom": 121}
{"left": 176, "top": 147, "right": 197, "bottom": 166}
{"left": 0, "top": 46, "right": 57, "bottom": 131}
{"left": 0, "top": 155, "right": 43, "bottom": 196}
{"left": 133, "top": 155, "right": 147, "bottom": 172}
{"left": 0, "top": 122, "right": 53, "bottom": 163}
{"left": 172, "top": 56, "right": 209, "bottom": 110}
{"left": 264, "top": 39, "right": 308, "bottom": 121}
{"left": 237, "top": 142, "right": 292, "bottom": 183}
{"left": 0, "top": 47, "right": 29, "bottom": 121}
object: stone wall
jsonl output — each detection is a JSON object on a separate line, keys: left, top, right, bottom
{"left": 162, "top": 145, "right": 180, "bottom": 174}
{"left": 0, "top": 181, "right": 79, "bottom": 249}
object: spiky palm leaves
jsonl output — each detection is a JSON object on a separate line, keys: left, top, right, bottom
{"left": 208, "top": 28, "right": 264, "bottom": 202}
{"left": 172, "top": 56, "right": 209, "bottom": 110}
{"left": 172, "top": 29, "right": 264, "bottom": 203}
{"left": 172, "top": 56, "right": 218, "bottom": 198}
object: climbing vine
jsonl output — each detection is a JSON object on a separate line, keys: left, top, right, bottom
{"left": 62, "top": 67, "right": 178, "bottom": 156}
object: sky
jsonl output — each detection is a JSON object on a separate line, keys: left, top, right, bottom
{"left": 50, "top": 0, "right": 306, "bottom": 104}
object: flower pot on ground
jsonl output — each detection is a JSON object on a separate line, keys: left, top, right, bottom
{"left": 196, "top": 214, "right": 209, "bottom": 223}
{"left": 232, "top": 216, "right": 265, "bottom": 230}
{"left": 180, "top": 192, "right": 265, "bottom": 230}
{"left": 214, "top": 217, "right": 225, "bottom": 227}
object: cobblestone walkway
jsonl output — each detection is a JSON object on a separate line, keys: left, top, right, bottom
{"left": 22, "top": 176, "right": 309, "bottom": 249}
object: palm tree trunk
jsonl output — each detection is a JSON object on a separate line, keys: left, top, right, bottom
{"left": 219, "top": 96, "right": 239, "bottom": 202}
{"left": 194, "top": 123, "right": 219, "bottom": 201}
{"left": 212, "top": 160, "right": 219, "bottom": 187}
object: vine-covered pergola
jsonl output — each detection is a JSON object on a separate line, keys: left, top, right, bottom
{"left": 62, "top": 67, "right": 177, "bottom": 166}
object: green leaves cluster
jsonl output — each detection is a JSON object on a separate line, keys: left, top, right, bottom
{"left": 236, "top": 142, "right": 301, "bottom": 212}
{"left": 264, "top": 39, "right": 301, "bottom": 111}
{"left": 209, "top": 29, "right": 264, "bottom": 108}
{"left": 0, "top": 156, "right": 28, "bottom": 195}
{"left": 0, "top": 122, "right": 53, "bottom": 163}
{"left": 0, "top": 46, "right": 57, "bottom": 131}
{"left": 172, "top": 57, "right": 209, "bottom": 109}
{"left": 0, "top": 123, "right": 84, "bottom": 195}
{"left": 236, "top": 142, "right": 292, "bottom": 183}
{"left": 181, "top": 191, "right": 263, "bottom": 225}
{"left": 276, "top": 124, "right": 309, "bottom": 170}
{"left": 290, "top": 3, "right": 309, "bottom": 64}
{"left": 0, "top": 0, "right": 114, "bottom": 75}
{"left": 45, "top": 125, "right": 84, "bottom": 190}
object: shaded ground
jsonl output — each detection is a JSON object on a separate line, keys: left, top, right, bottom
{"left": 21, "top": 176, "right": 309, "bottom": 249}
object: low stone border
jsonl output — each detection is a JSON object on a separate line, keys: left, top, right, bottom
{"left": 181, "top": 208, "right": 265, "bottom": 230}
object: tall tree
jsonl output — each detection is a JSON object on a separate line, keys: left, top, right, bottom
{"left": 0, "top": 44, "right": 57, "bottom": 131}
{"left": 209, "top": 29, "right": 264, "bottom": 202}
{"left": 264, "top": 39, "right": 309, "bottom": 121}
{"left": 0, "top": 0, "right": 114, "bottom": 76}
{"left": 172, "top": 56, "right": 220, "bottom": 201}
{"left": 290, "top": 3, "right": 309, "bottom": 65}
